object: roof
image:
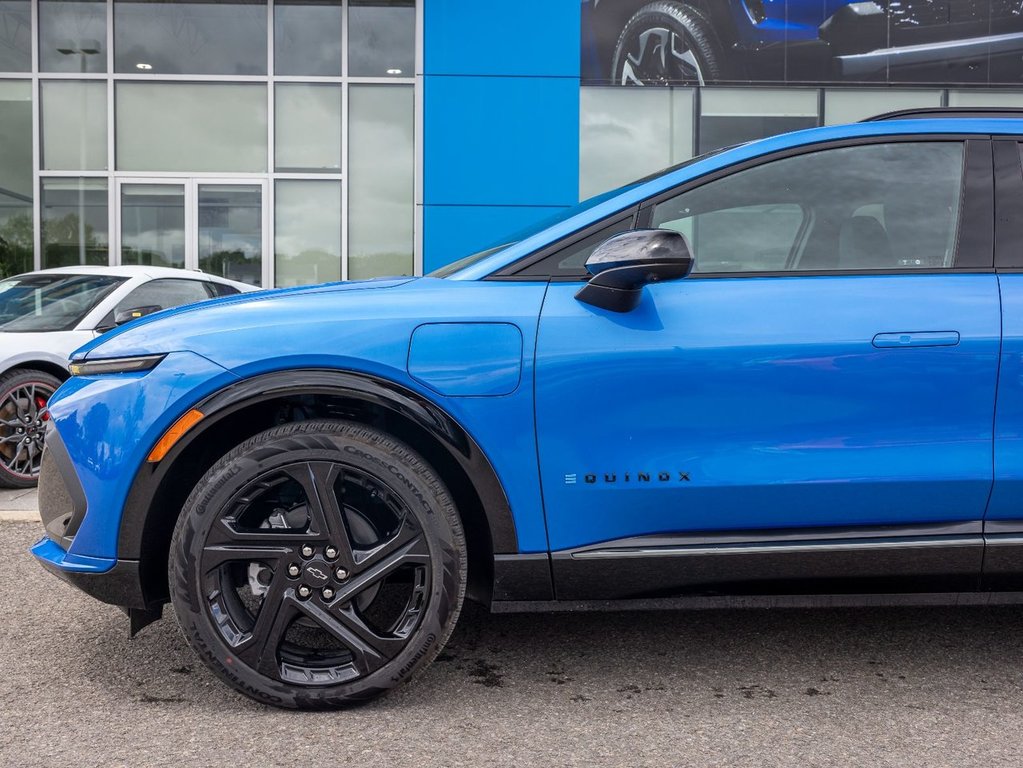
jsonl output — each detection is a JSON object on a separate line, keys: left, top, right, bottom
{"left": 20, "top": 265, "right": 253, "bottom": 289}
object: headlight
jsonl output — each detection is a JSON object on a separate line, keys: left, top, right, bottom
{"left": 68, "top": 354, "right": 166, "bottom": 376}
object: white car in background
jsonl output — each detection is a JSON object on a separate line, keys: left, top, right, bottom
{"left": 0, "top": 265, "right": 255, "bottom": 488}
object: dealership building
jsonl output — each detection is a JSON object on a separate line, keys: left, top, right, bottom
{"left": 0, "top": 0, "right": 1021, "bottom": 286}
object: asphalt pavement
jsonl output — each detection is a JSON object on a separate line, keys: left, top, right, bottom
{"left": 3, "top": 519, "right": 1023, "bottom": 767}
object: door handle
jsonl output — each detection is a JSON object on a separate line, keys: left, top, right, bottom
{"left": 872, "top": 331, "right": 960, "bottom": 349}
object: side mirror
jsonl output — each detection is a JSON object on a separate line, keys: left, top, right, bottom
{"left": 575, "top": 229, "right": 694, "bottom": 313}
{"left": 113, "top": 305, "right": 162, "bottom": 326}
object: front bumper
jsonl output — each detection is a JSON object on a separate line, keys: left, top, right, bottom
{"left": 30, "top": 350, "right": 238, "bottom": 611}
{"left": 31, "top": 428, "right": 150, "bottom": 609}
{"left": 31, "top": 537, "right": 148, "bottom": 609}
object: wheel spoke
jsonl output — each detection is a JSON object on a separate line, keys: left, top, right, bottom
{"left": 285, "top": 462, "right": 357, "bottom": 569}
{"left": 293, "top": 598, "right": 392, "bottom": 676}
{"left": 206, "top": 516, "right": 315, "bottom": 549}
{"left": 335, "top": 602, "right": 408, "bottom": 659}
{"left": 202, "top": 543, "right": 292, "bottom": 572}
{"left": 356, "top": 513, "right": 428, "bottom": 571}
{"left": 335, "top": 529, "right": 430, "bottom": 604}
{"left": 233, "top": 580, "right": 298, "bottom": 679}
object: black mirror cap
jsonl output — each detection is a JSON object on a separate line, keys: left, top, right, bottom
{"left": 576, "top": 229, "right": 694, "bottom": 313}
{"left": 114, "top": 305, "right": 162, "bottom": 326}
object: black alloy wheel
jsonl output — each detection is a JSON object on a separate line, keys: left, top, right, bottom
{"left": 0, "top": 369, "right": 61, "bottom": 489}
{"left": 169, "top": 420, "right": 466, "bottom": 708}
{"left": 611, "top": 1, "right": 725, "bottom": 86}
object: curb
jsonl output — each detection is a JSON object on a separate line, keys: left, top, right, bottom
{"left": 0, "top": 510, "right": 40, "bottom": 523}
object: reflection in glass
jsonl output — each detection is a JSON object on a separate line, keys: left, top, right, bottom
{"left": 698, "top": 88, "right": 818, "bottom": 154}
{"left": 0, "top": 1, "right": 31, "bottom": 72}
{"left": 275, "top": 1, "right": 342, "bottom": 76}
{"left": 579, "top": 87, "right": 671, "bottom": 200}
{"left": 0, "top": 81, "right": 32, "bottom": 278}
{"left": 117, "top": 83, "right": 267, "bottom": 172}
{"left": 114, "top": 0, "right": 266, "bottom": 75}
{"left": 275, "top": 180, "right": 341, "bottom": 287}
{"left": 41, "top": 178, "right": 109, "bottom": 269}
{"left": 824, "top": 89, "right": 942, "bottom": 125}
{"left": 949, "top": 90, "right": 1023, "bottom": 108}
{"left": 348, "top": 0, "right": 414, "bottom": 78}
{"left": 42, "top": 81, "right": 108, "bottom": 170}
{"left": 39, "top": 0, "right": 106, "bottom": 73}
{"left": 121, "top": 185, "right": 186, "bottom": 268}
{"left": 198, "top": 185, "right": 262, "bottom": 286}
{"left": 275, "top": 85, "right": 342, "bottom": 172}
{"left": 348, "top": 85, "right": 413, "bottom": 279}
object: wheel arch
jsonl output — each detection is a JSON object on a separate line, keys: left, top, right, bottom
{"left": 120, "top": 369, "right": 517, "bottom": 610}
{"left": 2, "top": 359, "right": 71, "bottom": 384}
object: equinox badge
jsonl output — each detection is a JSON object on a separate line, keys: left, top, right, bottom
{"left": 565, "top": 471, "right": 691, "bottom": 485}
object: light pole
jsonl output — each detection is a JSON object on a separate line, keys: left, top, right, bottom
{"left": 57, "top": 40, "right": 101, "bottom": 266}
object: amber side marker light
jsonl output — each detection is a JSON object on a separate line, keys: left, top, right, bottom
{"left": 148, "top": 408, "right": 204, "bottom": 463}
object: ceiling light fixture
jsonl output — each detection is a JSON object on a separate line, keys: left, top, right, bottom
{"left": 136, "top": 62, "right": 152, "bottom": 70}
{"left": 386, "top": 68, "right": 402, "bottom": 75}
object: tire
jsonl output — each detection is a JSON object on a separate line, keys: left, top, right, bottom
{"left": 168, "top": 420, "right": 467, "bottom": 709}
{"left": 0, "top": 369, "right": 61, "bottom": 489}
{"left": 611, "top": 1, "right": 727, "bottom": 86}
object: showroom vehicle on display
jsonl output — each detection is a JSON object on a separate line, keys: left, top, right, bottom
{"left": 31, "top": 109, "right": 1023, "bottom": 709}
{"left": 0, "top": 266, "right": 252, "bottom": 488}
{"left": 581, "top": 0, "right": 1023, "bottom": 85}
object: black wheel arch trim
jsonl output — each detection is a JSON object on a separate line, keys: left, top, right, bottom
{"left": 116, "top": 368, "right": 519, "bottom": 592}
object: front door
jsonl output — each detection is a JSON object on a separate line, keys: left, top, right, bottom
{"left": 534, "top": 139, "right": 999, "bottom": 597}
{"left": 115, "top": 178, "right": 268, "bottom": 286}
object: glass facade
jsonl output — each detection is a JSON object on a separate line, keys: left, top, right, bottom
{"left": 1, "top": 0, "right": 418, "bottom": 284}
{"left": 0, "top": 79, "right": 32, "bottom": 277}
{"left": 580, "top": 86, "right": 1023, "bottom": 199}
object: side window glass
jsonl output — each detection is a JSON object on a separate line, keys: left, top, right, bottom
{"left": 211, "top": 281, "right": 241, "bottom": 296}
{"left": 513, "top": 216, "right": 635, "bottom": 278}
{"left": 650, "top": 142, "right": 965, "bottom": 274}
{"left": 98, "top": 278, "right": 215, "bottom": 328}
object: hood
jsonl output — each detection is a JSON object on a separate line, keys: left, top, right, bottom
{"left": 72, "top": 277, "right": 416, "bottom": 362}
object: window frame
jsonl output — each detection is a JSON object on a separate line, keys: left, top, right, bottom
{"left": 494, "top": 134, "right": 994, "bottom": 281}
{"left": 993, "top": 138, "right": 1023, "bottom": 270}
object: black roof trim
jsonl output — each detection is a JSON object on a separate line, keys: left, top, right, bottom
{"left": 864, "top": 107, "right": 1023, "bottom": 122}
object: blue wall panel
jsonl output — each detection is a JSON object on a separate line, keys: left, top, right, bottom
{"left": 424, "top": 0, "right": 580, "bottom": 77}
{"left": 423, "top": 204, "right": 566, "bottom": 273}
{"left": 422, "top": 0, "right": 582, "bottom": 269}
{"left": 424, "top": 75, "right": 579, "bottom": 206}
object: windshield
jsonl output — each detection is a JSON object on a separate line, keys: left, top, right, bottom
{"left": 0, "top": 274, "right": 126, "bottom": 332}
{"left": 429, "top": 147, "right": 734, "bottom": 278}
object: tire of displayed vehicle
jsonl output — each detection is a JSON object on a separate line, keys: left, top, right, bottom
{"left": 611, "top": 1, "right": 726, "bottom": 86}
{"left": 168, "top": 419, "right": 467, "bottom": 709}
{"left": 0, "top": 368, "right": 61, "bottom": 489}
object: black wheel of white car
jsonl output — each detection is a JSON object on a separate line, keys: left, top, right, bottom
{"left": 611, "top": 1, "right": 725, "bottom": 86}
{"left": 0, "top": 369, "right": 60, "bottom": 489}
{"left": 169, "top": 420, "right": 466, "bottom": 709}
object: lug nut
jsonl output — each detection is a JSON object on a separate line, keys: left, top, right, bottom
{"left": 297, "top": 585, "right": 312, "bottom": 598}
{"left": 287, "top": 564, "right": 300, "bottom": 578}
{"left": 335, "top": 567, "right": 349, "bottom": 581}
{"left": 300, "top": 544, "right": 314, "bottom": 558}
{"left": 325, "top": 546, "right": 338, "bottom": 559}
{"left": 322, "top": 587, "right": 335, "bottom": 600}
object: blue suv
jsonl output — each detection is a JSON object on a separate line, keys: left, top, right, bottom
{"left": 32, "top": 110, "right": 1023, "bottom": 708}
{"left": 582, "top": 0, "right": 1023, "bottom": 84}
